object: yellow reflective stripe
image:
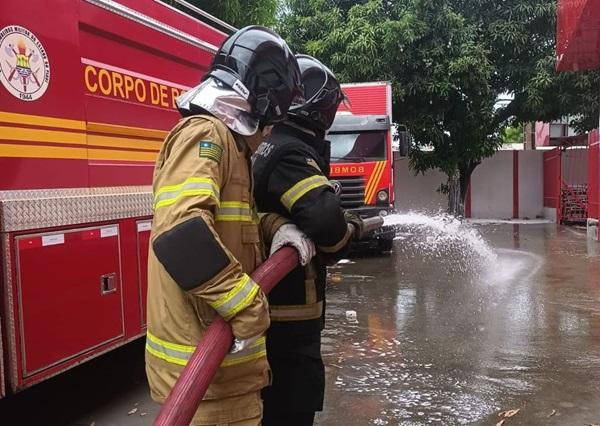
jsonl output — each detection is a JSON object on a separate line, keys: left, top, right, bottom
{"left": 280, "top": 175, "right": 331, "bottom": 211}
{"left": 146, "top": 343, "right": 188, "bottom": 366}
{"left": 364, "top": 162, "right": 383, "bottom": 204}
{"left": 221, "top": 336, "right": 267, "bottom": 367}
{"left": 220, "top": 201, "right": 250, "bottom": 208}
{"left": 216, "top": 215, "right": 253, "bottom": 222}
{"left": 318, "top": 225, "right": 353, "bottom": 254}
{"left": 365, "top": 161, "right": 385, "bottom": 204}
{"left": 210, "top": 274, "right": 260, "bottom": 320}
{"left": 146, "top": 332, "right": 266, "bottom": 368}
{"left": 270, "top": 301, "right": 324, "bottom": 322}
{"left": 154, "top": 177, "right": 220, "bottom": 209}
{"left": 216, "top": 201, "right": 254, "bottom": 222}
{"left": 145, "top": 332, "right": 195, "bottom": 366}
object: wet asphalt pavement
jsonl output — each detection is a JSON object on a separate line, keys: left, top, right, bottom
{"left": 1, "top": 223, "right": 599, "bottom": 426}
{"left": 318, "top": 223, "right": 600, "bottom": 425}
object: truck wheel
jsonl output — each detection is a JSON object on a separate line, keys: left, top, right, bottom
{"left": 378, "top": 237, "right": 394, "bottom": 253}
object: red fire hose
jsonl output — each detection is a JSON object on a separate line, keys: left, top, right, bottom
{"left": 153, "top": 246, "right": 299, "bottom": 426}
{"left": 153, "top": 216, "right": 383, "bottom": 426}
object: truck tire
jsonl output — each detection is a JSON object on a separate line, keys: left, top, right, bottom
{"left": 377, "top": 237, "right": 394, "bottom": 253}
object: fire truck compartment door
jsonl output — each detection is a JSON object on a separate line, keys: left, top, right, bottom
{"left": 16, "top": 225, "right": 124, "bottom": 376}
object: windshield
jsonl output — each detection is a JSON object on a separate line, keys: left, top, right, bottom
{"left": 328, "top": 131, "right": 387, "bottom": 162}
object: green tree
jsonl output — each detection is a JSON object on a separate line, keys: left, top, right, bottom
{"left": 278, "top": 0, "right": 600, "bottom": 215}
{"left": 163, "top": 0, "right": 277, "bottom": 27}
{"left": 501, "top": 125, "right": 524, "bottom": 145}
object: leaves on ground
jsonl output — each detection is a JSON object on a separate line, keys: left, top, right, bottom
{"left": 329, "top": 273, "right": 343, "bottom": 283}
{"left": 498, "top": 408, "right": 520, "bottom": 418}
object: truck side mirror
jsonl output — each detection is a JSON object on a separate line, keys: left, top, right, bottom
{"left": 398, "top": 130, "right": 411, "bottom": 157}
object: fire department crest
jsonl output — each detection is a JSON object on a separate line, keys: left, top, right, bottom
{"left": 0, "top": 25, "right": 50, "bottom": 101}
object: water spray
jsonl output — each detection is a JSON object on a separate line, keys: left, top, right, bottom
{"left": 383, "top": 212, "right": 497, "bottom": 264}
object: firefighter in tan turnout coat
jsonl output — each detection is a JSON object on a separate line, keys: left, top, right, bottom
{"left": 145, "top": 26, "right": 304, "bottom": 426}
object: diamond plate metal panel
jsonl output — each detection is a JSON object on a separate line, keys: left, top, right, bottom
{"left": 1, "top": 232, "right": 18, "bottom": 390}
{"left": 0, "top": 187, "right": 153, "bottom": 232}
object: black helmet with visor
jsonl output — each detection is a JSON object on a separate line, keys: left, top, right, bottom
{"left": 206, "top": 26, "right": 304, "bottom": 125}
{"left": 288, "top": 54, "right": 346, "bottom": 131}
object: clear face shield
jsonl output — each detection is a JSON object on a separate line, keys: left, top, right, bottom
{"left": 175, "top": 78, "right": 260, "bottom": 136}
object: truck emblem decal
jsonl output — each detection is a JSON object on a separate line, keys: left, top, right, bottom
{"left": 331, "top": 180, "right": 342, "bottom": 196}
{"left": 0, "top": 25, "right": 50, "bottom": 101}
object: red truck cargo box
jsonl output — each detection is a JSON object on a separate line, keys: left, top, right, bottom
{"left": 0, "top": 0, "right": 227, "bottom": 394}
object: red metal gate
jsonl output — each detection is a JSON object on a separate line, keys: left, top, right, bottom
{"left": 544, "top": 144, "right": 592, "bottom": 224}
{"left": 544, "top": 149, "right": 561, "bottom": 221}
{"left": 561, "top": 147, "right": 589, "bottom": 223}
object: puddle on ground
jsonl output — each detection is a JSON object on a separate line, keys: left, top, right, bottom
{"left": 317, "top": 221, "right": 600, "bottom": 425}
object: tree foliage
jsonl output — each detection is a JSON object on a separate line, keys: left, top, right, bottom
{"left": 164, "top": 0, "right": 278, "bottom": 27}
{"left": 500, "top": 125, "right": 524, "bottom": 145}
{"left": 278, "top": 0, "right": 600, "bottom": 214}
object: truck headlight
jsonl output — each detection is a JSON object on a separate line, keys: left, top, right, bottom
{"left": 377, "top": 190, "right": 388, "bottom": 203}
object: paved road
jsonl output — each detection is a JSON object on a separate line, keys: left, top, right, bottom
{"left": 1, "top": 223, "right": 599, "bottom": 426}
{"left": 318, "top": 224, "right": 600, "bottom": 425}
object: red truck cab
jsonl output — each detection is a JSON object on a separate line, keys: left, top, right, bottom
{"left": 328, "top": 82, "right": 395, "bottom": 251}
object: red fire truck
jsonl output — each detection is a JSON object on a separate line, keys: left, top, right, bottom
{"left": 329, "top": 81, "right": 396, "bottom": 252}
{"left": 0, "top": 0, "right": 230, "bottom": 397}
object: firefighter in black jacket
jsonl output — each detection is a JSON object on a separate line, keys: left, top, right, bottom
{"left": 253, "top": 55, "right": 364, "bottom": 426}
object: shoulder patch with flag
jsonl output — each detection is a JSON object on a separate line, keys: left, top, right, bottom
{"left": 199, "top": 140, "right": 223, "bottom": 163}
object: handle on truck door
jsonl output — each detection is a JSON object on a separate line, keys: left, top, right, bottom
{"left": 100, "top": 273, "right": 117, "bottom": 295}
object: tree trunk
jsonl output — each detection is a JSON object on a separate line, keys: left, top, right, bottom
{"left": 448, "top": 161, "right": 479, "bottom": 217}
{"left": 447, "top": 175, "right": 464, "bottom": 217}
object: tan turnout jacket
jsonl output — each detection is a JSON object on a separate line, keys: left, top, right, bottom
{"left": 145, "top": 115, "right": 271, "bottom": 412}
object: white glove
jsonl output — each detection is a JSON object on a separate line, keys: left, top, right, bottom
{"left": 230, "top": 334, "right": 262, "bottom": 354}
{"left": 270, "top": 223, "right": 316, "bottom": 266}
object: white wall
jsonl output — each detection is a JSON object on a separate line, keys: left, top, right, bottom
{"left": 519, "top": 151, "right": 544, "bottom": 219}
{"left": 393, "top": 150, "right": 545, "bottom": 219}
{"left": 393, "top": 156, "right": 446, "bottom": 213}
{"left": 470, "top": 151, "right": 514, "bottom": 219}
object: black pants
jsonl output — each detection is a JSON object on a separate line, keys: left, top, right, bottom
{"left": 261, "top": 332, "right": 324, "bottom": 426}
{"left": 262, "top": 410, "right": 316, "bottom": 426}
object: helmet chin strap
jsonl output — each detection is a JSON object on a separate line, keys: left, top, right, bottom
{"left": 286, "top": 116, "right": 325, "bottom": 140}
{"left": 256, "top": 88, "right": 286, "bottom": 124}
{"left": 255, "top": 96, "right": 270, "bottom": 116}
